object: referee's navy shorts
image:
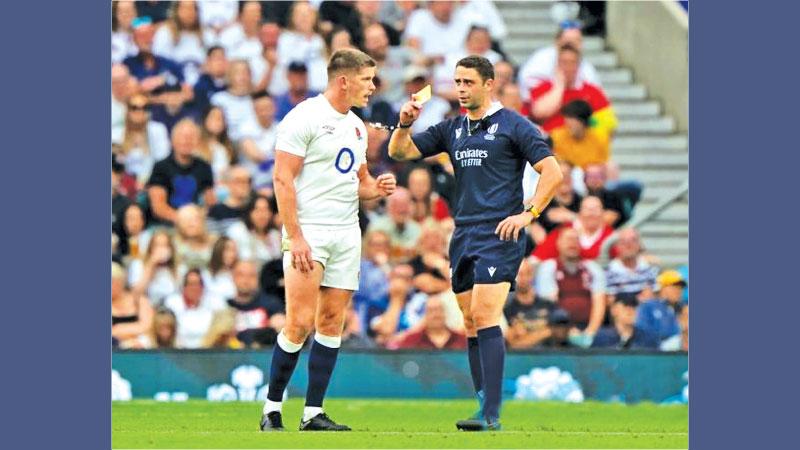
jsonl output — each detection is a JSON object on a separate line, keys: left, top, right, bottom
{"left": 449, "top": 220, "right": 527, "bottom": 294}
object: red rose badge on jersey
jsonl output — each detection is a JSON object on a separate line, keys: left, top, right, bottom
{"left": 355, "top": 127, "right": 362, "bottom": 140}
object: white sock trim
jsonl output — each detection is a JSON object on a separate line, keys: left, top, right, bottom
{"left": 303, "top": 406, "right": 324, "bottom": 422}
{"left": 314, "top": 332, "right": 341, "bottom": 349}
{"left": 277, "top": 330, "right": 303, "bottom": 353}
{"left": 263, "top": 399, "right": 282, "bottom": 414}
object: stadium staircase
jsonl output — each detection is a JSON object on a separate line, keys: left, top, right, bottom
{"left": 496, "top": 1, "right": 689, "bottom": 268}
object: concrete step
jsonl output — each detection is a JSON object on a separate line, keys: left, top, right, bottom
{"left": 616, "top": 117, "right": 675, "bottom": 134}
{"left": 598, "top": 68, "right": 633, "bottom": 85}
{"left": 639, "top": 222, "right": 689, "bottom": 236}
{"left": 653, "top": 254, "right": 689, "bottom": 270}
{"left": 649, "top": 203, "right": 689, "bottom": 222}
{"left": 615, "top": 153, "right": 688, "bottom": 169}
{"left": 613, "top": 146, "right": 688, "bottom": 156}
{"left": 639, "top": 186, "right": 689, "bottom": 203}
{"left": 613, "top": 135, "right": 688, "bottom": 151}
{"left": 495, "top": 1, "right": 552, "bottom": 12}
{"left": 503, "top": 17, "right": 559, "bottom": 32}
{"left": 503, "top": 38, "right": 608, "bottom": 56}
{"left": 614, "top": 101, "right": 661, "bottom": 118}
{"left": 585, "top": 52, "right": 619, "bottom": 69}
{"left": 640, "top": 236, "right": 689, "bottom": 254}
{"left": 605, "top": 84, "right": 647, "bottom": 101}
{"left": 618, "top": 170, "right": 688, "bottom": 186}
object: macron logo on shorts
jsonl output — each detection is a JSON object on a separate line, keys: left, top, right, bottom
{"left": 488, "top": 266, "right": 497, "bottom": 277}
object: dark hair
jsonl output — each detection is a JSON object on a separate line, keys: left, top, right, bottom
{"left": 183, "top": 268, "right": 204, "bottom": 287}
{"left": 561, "top": 100, "right": 593, "bottom": 126}
{"left": 243, "top": 194, "right": 277, "bottom": 233}
{"left": 251, "top": 90, "right": 271, "bottom": 101}
{"left": 114, "top": 203, "right": 148, "bottom": 256}
{"left": 467, "top": 25, "right": 490, "bottom": 39}
{"left": 558, "top": 43, "right": 581, "bottom": 58}
{"left": 200, "top": 106, "right": 236, "bottom": 165}
{"left": 209, "top": 236, "right": 235, "bottom": 276}
{"left": 327, "top": 48, "right": 376, "bottom": 79}
{"left": 456, "top": 55, "right": 495, "bottom": 82}
{"left": 325, "top": 25, "right": 351, "bottom": 54}
{"left": 206, "top": 45, "right": 225, "bottom": 58}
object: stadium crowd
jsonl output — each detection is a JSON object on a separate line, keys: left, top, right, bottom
{"left": 111, "top": 0, "right": 688, "bottom": 352}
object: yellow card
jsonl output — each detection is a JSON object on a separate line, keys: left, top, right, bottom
{"left": 412, "top": 85, "right": 432, "bottom": 104}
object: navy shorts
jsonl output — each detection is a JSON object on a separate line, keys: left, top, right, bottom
{"left": 449, "top": 220, "right": 527, "bottom": 294}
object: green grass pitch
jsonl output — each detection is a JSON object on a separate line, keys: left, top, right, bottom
{"left": 113, "top": 399, "right": 688, "bottom": 449}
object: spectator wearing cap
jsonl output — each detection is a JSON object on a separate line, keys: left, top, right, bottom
{"left": 647, "top": 270, "right": 688, "bottom": 316}
{"left": 551, "top": 99, "right": 610, "bottom": 169}
{"left": 163, "top": 268, "right": 227, "bottom": 349}
{"left": 536, "top": 309, "right": 574, "bottom": 348}
{"left": 239, "top": 91, "right": 278, "bottom": 193}
{"left": 536, "top": 227, "right": 607, "bottom": 345}
{"left": 277, "top": 2, "right": 328, "bottom": 93}
{"left": 123, "top": 16, "right": 192, "bottom": 103}
{"left": 146, "top": 119, "right": 215, "bottom": 225}
{"left": 519, "top": 21, "right": 601, "bottom": 101}
{"left": 605, "top": 228, "right": 659, "bottom": 300}
{"left": 398, "top": 66, "right": 452, "bottom": 134}
{"left": 530, "top": 44, "right": 617, "bottom": 136}
{"left": 114, "top": 94, "right": 172, "bottom": 190}
{"left": 436, "top": 25, "right": 503, "bottom": 102}
{"left": 273, "top": 61, "right": 320, "bottom": 122}
{"left": 591, "top": 295, "right": 660, "bottom": 350}
{"left": 504, "top": 258, "right": 556, "bottom": 349}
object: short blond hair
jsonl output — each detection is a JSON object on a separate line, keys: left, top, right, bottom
{"left": 327, "top": 48, "right": 376, "bottom": 79}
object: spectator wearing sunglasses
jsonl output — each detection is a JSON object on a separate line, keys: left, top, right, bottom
{"left": 113, "top": 94, "right": 171, "bottom": 191}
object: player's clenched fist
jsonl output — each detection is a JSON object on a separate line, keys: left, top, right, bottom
{"left": 375, "top": 173, "right": 397, "bottom": 196}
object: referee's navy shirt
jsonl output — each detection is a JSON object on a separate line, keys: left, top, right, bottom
{"left": 411, "top": 102, "right": 553, "bottom": 226}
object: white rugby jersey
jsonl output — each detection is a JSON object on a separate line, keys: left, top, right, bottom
{"left": 275, "top": 94, "right": 368, "bottom": 227}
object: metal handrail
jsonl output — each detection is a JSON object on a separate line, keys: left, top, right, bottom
{"left": 598, "top": 179, "right": 689, "bottom": 265}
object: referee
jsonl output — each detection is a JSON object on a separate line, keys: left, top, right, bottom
{"left": 388, "top": 55, "right": 562, "bottom": 431}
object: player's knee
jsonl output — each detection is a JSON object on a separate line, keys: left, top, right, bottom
{"left": 470, "top": 307, "right": 499, "bottom": 330}
{"left": 316, "top": 309, "right": 344, "bottom": 336}
{"left": 284, "top": 315, "right": 315, "bottom": 342}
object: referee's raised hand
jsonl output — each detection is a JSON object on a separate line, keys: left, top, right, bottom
{"left": 398, "top": 99, "right": 422, "bottom": 127}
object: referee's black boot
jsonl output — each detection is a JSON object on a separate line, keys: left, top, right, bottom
{"left": 299, "top": 412, "right": 352, "bottom": 431}
{"left": 260, "top": 411, "right": 285, "bottom": 431}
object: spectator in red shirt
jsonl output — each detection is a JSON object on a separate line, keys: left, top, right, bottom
{"left": 529, "top": 44, "right": 617, "bottom": 135}
{"left": 532, "top": 195, "right": 614, "bottom": 262}
{"left": 389, "top": 295, "right": 467, "bottom": 350}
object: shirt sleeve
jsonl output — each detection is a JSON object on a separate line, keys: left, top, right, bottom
{"left": 410, "top": 120, "right": 448, "bottom": 159}
{"left": 585, "top": 261, "right": 607, "bottom": 294}
{"left": 532, "top": 228, "right": 560, "bottom": 261}
{"left": 146, "top": 160, "right": 170, "bottom": 189}
{"left": 198, "top": 162, "right": 214, "bottom": 192}
{"left": 514, "top": 116, "right": 553, "bottom": 166}
{"left": 534, "top": 260, "right": 559, "bottom": 301}
{"left": 275, "top": 106, "right": 314, "bottom": 157}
